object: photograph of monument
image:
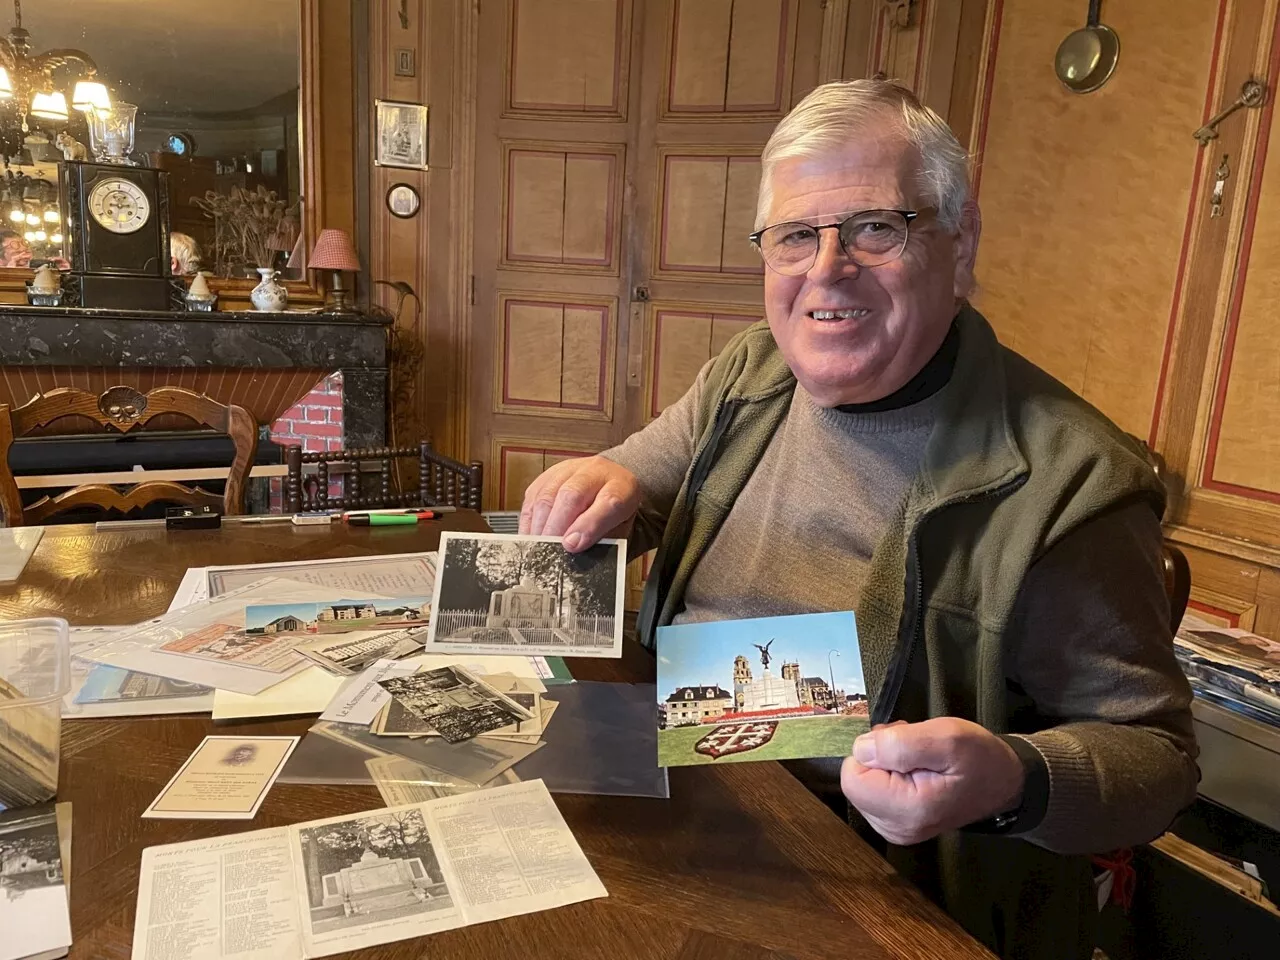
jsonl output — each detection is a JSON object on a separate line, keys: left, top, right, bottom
{"left": 425, "top": 532, "right": 626, "bottom": 658}
{"left": 656, "top": 611, "right": 868, "bottom": 765}
{"left": 297, "top": 808, "right": 454, "bottom": 935}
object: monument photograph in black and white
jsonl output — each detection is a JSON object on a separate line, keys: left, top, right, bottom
{"left": 297, "top": 808, "right": 454, "bottom": 935}
{"left": 426, "top": 532, "right": 626, "bottom": 658}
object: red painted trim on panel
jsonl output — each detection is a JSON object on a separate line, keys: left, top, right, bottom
{"left": 667, "top": 0, "right": 790, "bottom": 113}
{"left": 911, "top": 0, "right": 929, "bottom": 90}
{"left": 507, "top": 0, "right": 625, "bottom": 113}
{"left": 969, "top": 0, "right": 1003, "bottom": 201}
{"left": 1147, "top": 0, "right": 1230, "bottom": 447}
{"left": 502, "top": 300, "right": 609, "bottom": 412}
{"left": 1186, "top": 599, "right": 1241, "bottom": 628}
{"left": 1201, "top": 9, "right": 1280, "bottom": 499}
{"left": 499, "top": 444, "right": 598, "bottom": 509}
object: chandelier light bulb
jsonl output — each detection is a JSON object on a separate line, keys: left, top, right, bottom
{"left": 8, "top": 209, "right": 23, "bottom": 223}
{"left": 0, "top": 67, "right": 11, "bottom": 99}
{"left": 43, "top": 209, "right": 58, "bottom": 222}
{"left": 24, "top": 213, "right": 38, "bottom": 226}
{"left": 50, "top": 233, "right": 61, "bottom": 244}
{"left": 22, "top": 231, "right": 34, "bottom": 242}
{"left": 30, "top": 90, "right": 69, "bottom": 121}
{"left": 33, "top": 230, "right": 46, "bottom": 242}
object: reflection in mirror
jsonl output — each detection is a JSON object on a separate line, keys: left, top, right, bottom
{"left": 0, "top": 0, "right": 301, "bottom": 278}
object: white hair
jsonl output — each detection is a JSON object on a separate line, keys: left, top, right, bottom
{"left": 755, "top": 79, "right": 970, "bottom": 232}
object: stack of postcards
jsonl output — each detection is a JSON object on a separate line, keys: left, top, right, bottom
{"left": 1175, "top": 612, "right": 1280, "bottom": 727}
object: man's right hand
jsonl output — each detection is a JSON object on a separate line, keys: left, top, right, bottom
{"left": 519, "top": 456, "right": 640, "bottom": 553}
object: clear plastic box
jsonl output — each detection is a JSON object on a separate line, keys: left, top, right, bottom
{"left": 0, "top": 617, "right": 70, "bottom": 810}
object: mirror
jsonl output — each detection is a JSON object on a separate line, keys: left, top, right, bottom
{"left": 0, "top": 0, "right": 302, "bottom": 278}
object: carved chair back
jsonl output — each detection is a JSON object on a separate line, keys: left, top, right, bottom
{"left": 0, "top": 385, "right": 259, "bottom": 526}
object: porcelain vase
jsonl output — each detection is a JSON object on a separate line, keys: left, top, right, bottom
{"left": 250, "top": 267, "right": 288, "bottom": 312}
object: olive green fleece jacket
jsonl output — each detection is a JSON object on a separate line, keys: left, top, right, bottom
{"left": 631, "top": 306, "right": 1198, "bottom": 960}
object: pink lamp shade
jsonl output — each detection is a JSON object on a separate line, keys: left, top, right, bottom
{"left": 309, "top": 228, "right": 360, "bottom": 271}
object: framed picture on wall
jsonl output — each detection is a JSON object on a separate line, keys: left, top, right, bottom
{"left": 374, "top": 99, "right": 429, "bottom": 170}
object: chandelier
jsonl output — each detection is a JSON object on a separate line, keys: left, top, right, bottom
{"left": 0, "top": 0, "right": 110, "bottom": 158}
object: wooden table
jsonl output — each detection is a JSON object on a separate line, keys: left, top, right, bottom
{"left": 0, "top": 516, "right": 993, "bottom": 960}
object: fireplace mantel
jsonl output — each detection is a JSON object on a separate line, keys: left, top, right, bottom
{"left": 0, "top": 307, "right": 391, "bottom": 447}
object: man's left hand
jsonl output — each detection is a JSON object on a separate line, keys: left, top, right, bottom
{"left": 840, "top": 717, "right": 1026, "bottom": 846}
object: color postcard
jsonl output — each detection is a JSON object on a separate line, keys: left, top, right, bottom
{"left": 656, "top": 611, "right": 869, "bottom": 766}
{"left": 143, "top": 735, "right": 300, "bottom": 820}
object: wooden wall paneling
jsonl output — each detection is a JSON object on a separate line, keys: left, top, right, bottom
{"left": 1196, "top": 12, "right": 1280, "bottom": 502}
{"left": 496, "top": 293, "right": 616, "bottom": 421}
{"left": 968, "top": 0, "right": 1226, "bottom": 440}
{"left": 1254, "top": 566, "right": 1280, "bottom": 638}
{"left": 653, "top": 148, "right": 765, "bottom": 280}
{"left": 645, "top": 302, "right": 762, "bottom": 420}
{"left": 501, "top": 141, "right": 626, "bottom": 272}
{"left": 946, "top": 0, "right": 993, "bottom": 145}
{"left": 492, "top": 437, "right": 601, "bottom": 511}
{"left": 663, "top": 0, "right": 799, "bottom": 119}
{"left": 469, "top": 0, "right": 635, "bottom": 505}
{"left": 506, "top": 0, "right": 632, "bottom": 120}
{"left": 368, "top": 0, "right": 469, "bottom": 460}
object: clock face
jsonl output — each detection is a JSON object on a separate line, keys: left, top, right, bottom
{"left": 88, "top": 178, "right": 151, "bottom": 234}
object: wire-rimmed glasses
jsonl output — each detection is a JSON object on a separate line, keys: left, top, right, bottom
{"left": 748, "top": 208, "right": 929, "bottom": 276}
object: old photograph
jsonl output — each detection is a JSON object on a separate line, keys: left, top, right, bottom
{"left": 375, "top": 99, "right": 429, "bottom": 170}
{"left": 296, "top": 627, "right": 428, "bottom": 676}
{"left": 372, "top": 677, "right": 541, "bottom": 739}
{"left": 297, "top": 808, "right": 453, "bottom": 935}
{"left": 75, "top": 663, "right": 211, "bottom": 704}
{"left": 426, "top": 532, "right": 626, "bottom": 658}
{"left": 158, "top": 621, "right": 306, "bottom": 673}
{"left": 656, "top": 611, "right": 868, "bottom": 766}
{"left": 245, "top": 599, "right": 431, "bottom": 638}
{"left": 377, "top": 666, "right": 533, "bottom": 744}
{"left": 0, "top": 804, "right": 63, "bottom": 903}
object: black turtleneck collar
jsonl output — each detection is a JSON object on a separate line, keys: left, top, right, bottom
{"left": 835, "top": 319, "right": 960, "bottom": 414}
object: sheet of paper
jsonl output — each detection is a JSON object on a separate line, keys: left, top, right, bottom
{"left": 293, "top": 627, "right": 426, "bottom": 676}
{"left": 168, "top": 566, "right": 210, "bottom": 612}
{"left": 423, "top": 780, "right": 608, "bottom": 927}
{"left": 366, "top": 756, "right": 521, "bottom": 805}
{"left": 143, "top": 735, "right": 299, "bottom": 820}
{"left": 64, "top": 626, "right": 215, "bottom": 718}
{"left": 131, "top": 780, "right": 604, "bottom": 960}
{"left": 0, "top": 526, "right": 43, "bottom": 585}
{"left": 424, "top": 532, "right": 625, "bottom": 659}
{"left": 131, "top": 828, "right": 300, "bottom": 960}
{"left": 83, "top": 580, "right": 363, "bottom": 695}
{"left": 206, "top": 552, "right": 437, "bottom": 600}
{"left": 212, "top": 666, "right": 347, "bottom": 721}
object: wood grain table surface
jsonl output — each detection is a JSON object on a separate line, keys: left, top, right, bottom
{"left": 0, "top": 515, "right": 993, "bottom": 960}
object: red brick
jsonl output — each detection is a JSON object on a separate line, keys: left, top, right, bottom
{"left": 298, "top": 422, "right": 343, "bottom": 438}
{"left": 328, "top": 408, "right": 344, "bottom": 424}
{"left": 304, "top": 407, "right": 329, "bottom": 422}
{"left": 307, "top": 393, "right": 343, "bottom": 408}
{"left": 303, "top": 438, "right": 327, "bottom": 452}
{"left": 278, "top": 403, "right": 306, "bottom": 421}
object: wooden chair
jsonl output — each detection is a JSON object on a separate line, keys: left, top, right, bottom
{"left": 0, "top": 385, "right": 258, "bottom": 526}
{"left": 1163, "top": 543, "right": 1192, "bottom": 633}
{"left": 284, "top": 440, "right": 483, "bottom": 513}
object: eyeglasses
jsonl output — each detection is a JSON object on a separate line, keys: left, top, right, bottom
{"left": 748, "top": 208, "right": 930, "bottom": 276}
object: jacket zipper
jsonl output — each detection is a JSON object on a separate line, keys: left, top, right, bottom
{"left": 872, "top": 474, "right": 1028, "bottom": 725}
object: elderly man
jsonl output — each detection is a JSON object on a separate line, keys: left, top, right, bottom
{"left": 520, "top": 80, "right": 1196, "bottom": 960}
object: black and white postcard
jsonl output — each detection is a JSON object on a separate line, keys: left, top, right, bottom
{"left": 377, "top": 666, "right": 533, "bottom": 743}
{"left": 424, "top": 532, "right": 626, "bottom": 659}
{"left": 0, "top": 802, "right": 72, "bottom": 960}
{"left": 295, "top": 627, "right": 427, "bottom": 676}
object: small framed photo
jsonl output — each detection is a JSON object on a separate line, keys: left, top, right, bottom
{"left": 386, "top": 182, "right": 421, "bottom": 219}
{"left": 374, "top": 99, "right": 429, "bottom": 170}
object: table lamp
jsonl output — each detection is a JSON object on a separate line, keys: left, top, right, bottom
{"left": 309, "top": 228, "right": 360, "bottom": 312}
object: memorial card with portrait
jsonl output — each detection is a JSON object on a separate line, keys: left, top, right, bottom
{"left": 143, "top": 735, "right": 300, "bottom": 820}
{"left": 656, "top": 611, "right": 869, "bottom": 766}
{"left": 424, "top": 532, "right": 626, "bottom": 659}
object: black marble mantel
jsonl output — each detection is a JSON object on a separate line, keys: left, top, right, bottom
{"left": 0, "top": 306, "right": 392, "bottom": 447}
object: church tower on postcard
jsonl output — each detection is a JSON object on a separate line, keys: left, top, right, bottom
{"left": 733, "top": 655, "right": 751, "bottom": 711}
